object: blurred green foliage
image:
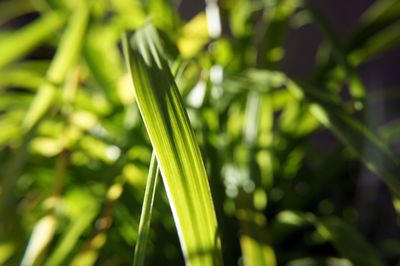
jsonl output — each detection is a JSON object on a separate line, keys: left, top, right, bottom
{"left": 0, "top": 0, "right": 400, "bottom": 265}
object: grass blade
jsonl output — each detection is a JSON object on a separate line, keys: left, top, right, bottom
{"left": 287, "top": 80, "right": 400, "bottom": 195}
{"left": 277, "top": 211, "right": 384, "bottom": 266}
{"left": 0, "top": 11, "right": 65, "bottom": 69}
{"left": 123, "top": 25, "right": 223, "bottom": 266}
{"left": 238, "top": 210, "right": 277, "bottom": 266}
{"left": 44, "top": 206, "right": 99, "bottom": 266}
{"left": 20, "top": 214, "right": 58, "bottom": 266}
{"left": 0, "top": 0, "right": 32, "bottom": 24}
{"left": 20, "top": 151, "right": 69, "bottom": 266}
{"left": 231, "top": 69, "right": 400, "bottom": 195}
{"left": 307, "top": 5, "right": 365, "bottom": 106}
{"left": 84, "top": 24, "right": 123, "bottom": 104}
{"left": 133, "top": 152, "right": 159, "bottom": 266}
{"left": 21, "top": 3, "right": 89, "bottom": 132}
{"left": 316, "top": 217, "right": 384, "bottom": 266}
{"left": 0, "top": 69, "right": 45, "bottom": 90}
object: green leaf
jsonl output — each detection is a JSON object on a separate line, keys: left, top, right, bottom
{"left": 316, "top": 217, "right": 384, "bottom": 266}
{"left": 233, "top": 68, "right": 400, "bottom": 195}
{"left": 0, "top": 11, "right": 66, "bottom": 69}
{"left": 349, "top": 0, "right": 400, "bottom": 55}
{"left": 84, "top": 24, "right": 123, "bottom": 104}
{"left": 277, "top": 211, "right": 384, "bottom": 266}
{"left": 0, "top": 69, "right": 45, "bottom": 90}
{"left": 238, "top": 210, "right": 277, "bottom": 266}
{"left": 0, "top": 0, "right": 39, "bottom": 25}
{"left": 133, "top": 153, "right": 159, "bottom": 266}
{"left": 288, "top": 80, "right": 400, "bottom": 195}
{"left": 307, "top": 5, "right": 365, "bottom": 105}
{"left": 123, "top": 24, "right": 222, "bottom": 266}
{"left": 223, "top": 69, "right": 286, "bottom": 95}
{"left": 21, "top": 3, "right": 90, "bottom": 132}
{"left": 20, "top": 215, "right": 58, "bottom": 266}
{"left": 44, "top": 203, "right": 99, "bottom": 266}
{"left": 349, "top": 21, "right": 400, "bottom": 64}
{"left": 287, "top": 257, "right": 353, "bottom": 266}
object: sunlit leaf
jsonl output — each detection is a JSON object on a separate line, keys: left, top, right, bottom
{"left": 124, "top": 24, "right": 222, "bottom": 266}
{"left": 44, "top": 210, "right": 98, "bottom": 266}
{"left": 21, "top": 3, "right": 90, "bottom": 132}
{"left": 84, "top": 24, "right": 123, "bottom": 104}
{"left": 238, "top": 209, "right": 277, "bottom": 266}
{"left": 0, "top": 11, "right": 66, "bottom": 69}
{"left": 177, "top": 12, "right": 209, "bottom": 58}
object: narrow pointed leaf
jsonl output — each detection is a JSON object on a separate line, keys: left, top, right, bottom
{"left": 287, "top": 80, "right": 400, "bottom": 195}
{"left": 277, "top": 211, "right": 384, "bottom": 266}
{"left": 124, "top": 25, "right": 222, "bottom": 266}
{"left": 44, "top": 206, "right": 99, "bottom": 266}
{"left": 20, "top": 214, "right": 58, "bottom": 266}
{"left": 234, "top": 69, "right": 400, "bottom": 195}
{"left": 133, "top": 153, "right": 159, "bottom": 266}
{"left": 84, "top": 24, "right": 123, "bottom": 104}
{"left": 21, "top": 3, "right": 89, "bottom": 132}
{"left": 238, "top": 210, "right": 277, "bottom": 266}
{"left": 0, "top": 11, "right": 66, "bottom": 69}
{"left": 307, "top": 6, "right": 365, "bottom": 103}
{"left": 0, "top": 69, "right": 45, "bottom": 90}
{"left": 316, "top": 217, "right": 384, "bottom": 266}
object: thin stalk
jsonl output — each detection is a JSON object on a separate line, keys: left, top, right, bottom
{"left": 133, "top": 152, "right": 159, "bottom": 266}
{"left": 20, "top": 64, "right": 81, "bottom": 266}
{"left": 69, "top": 177, "right": 126, "bottom": 266}
{"left": 0, "top": 11, "right": 65, "bottom": 69}
{"left": 20, "top": 151, "right": 69, "bottom": 266}
{"left": 21, "top": 2, "right": 89, "bottom": 132}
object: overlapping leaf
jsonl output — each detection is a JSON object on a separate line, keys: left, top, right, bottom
{"left": 124, "top": 24, "right": 222, "bottom": 266}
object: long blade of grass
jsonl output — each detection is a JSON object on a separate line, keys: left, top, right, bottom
{"left": 20, "top": 214, "right": 58, "bottom": 266}
{"left": 287, "top": 80, "right": 400, "bottom": 196}
{"left": 238, "top": 91, "right": 276, "bottom": 266}
{"left": 44, "top": 206, "right": 99, "bottom": 266}
{"left": 69, "top": 178, "right": 126, "bottom": 266}
{"left": 133, "top": 152, "right": 159, "bottom": 266}
{"left": 0, "top": 0, "right": 38, "bottom": 25}
{"left": 0, "top": 11, "right": 65, "bottom": 69}
{"left": 21, "top": 3, "right": 89, "bottom": 132}
{"left": 20, "top": 151, "right": 69, "bottom": 266}
{"left": 316, "top": 217, "right": 384, "bottom": 266}
{"left": 0, "top": 69, "right": 45, "bottom": 90}
{"left": 306, "top": 5, "right": 365, "bottom": 106}
{"left": 231, "top": 69, "right": 400, "bottom": 195}
{"left": 83, "top": 24, "right": 123, "bottom": 104}
{"left": 277, "top": 211, "right": 384, "bottom": 266}
{"left": 349, "top": 0, "right": 400, "bottom": 56}
{"left": 240, "top": 237, "right": 276, "bottom": 266}
{"left": 349, "top": 20, "right": 400, "bottom": 64}
{"left": 123, "top": 24, "right": 223, "bottom": 266}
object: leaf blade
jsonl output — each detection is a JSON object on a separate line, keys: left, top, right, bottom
{"left": 0, "top": 11, "right": 66, "bottom": 69}
{"left": 124, "top": 25, "right": 222, "bottom": 266}
{"left": 21, "top": 3, "right": 90, "bottom": 132}
{"left": 133, "top": 153, "right": 159, "bottom": 266}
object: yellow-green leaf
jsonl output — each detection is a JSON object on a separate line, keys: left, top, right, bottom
{"left": 21, "top": 3, "right": 90, "bottom": 132}
{"left": 123, "top": 24, "right": 222, "bottom": 266}
{"left": 0, "top": 11, "right": 66, "bottom": 69}
{"left": 133, "top": 153, "right": 159, "bottom": 266}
